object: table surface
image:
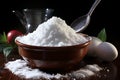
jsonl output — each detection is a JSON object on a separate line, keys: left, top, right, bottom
{"left": 0, "top": 40, "right": 120, "bottom": 80}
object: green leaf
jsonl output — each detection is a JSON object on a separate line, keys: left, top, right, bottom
{"left": 0, "top": 32, "right": 7, "bottom": 43}
{"left": 97, "top": 28, "right": 107, "bottom": 42}
{"left": 3, "top": 32, "right": 7, "bottom": 41}
{"left": 3, "top": 47, "right": 13, "bottom": 57}
{"left": 0, "top": 44, "right": 5, "bottom": 52}
{"left": 0, "top": 43, "right": 10, "bottom": 52}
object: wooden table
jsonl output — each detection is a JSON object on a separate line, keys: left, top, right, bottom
{"left": 0, "top": 40, "right": 120, "bottom": 80}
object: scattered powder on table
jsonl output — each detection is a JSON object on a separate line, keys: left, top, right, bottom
{"left": 71, "top": 64, "right": 102, "bottom": 79}
{"left": 16, "top": 16, "right": 87, "bottom": 46}
{"left": 4, "top": 59, "right": 63, "bottom": 79}
{"left": 4, "top": 59, "right": 102, "bottom": 80}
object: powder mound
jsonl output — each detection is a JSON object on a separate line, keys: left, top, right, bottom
{"left": 16, "top": 16, "right": 87, "bottom": 46}
{"left": 4, "top": 59, "right": 102, "bottom": 80}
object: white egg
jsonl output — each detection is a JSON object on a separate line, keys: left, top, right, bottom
{"left": 96, "top": 42, "right": 118, "bottom": 62}
{"left": 87, "top": 36, "right": 103, "bottom": 57}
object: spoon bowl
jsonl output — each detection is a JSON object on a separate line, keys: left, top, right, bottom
{"left": 71, "top": 0, "right": 101, "bottom": 32}
{"left": 71, "top": 15, "right": 90, "bottom": 32}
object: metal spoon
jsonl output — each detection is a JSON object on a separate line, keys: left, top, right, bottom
{"left": 71, "top": 0, "right": 101, "bottom": 32}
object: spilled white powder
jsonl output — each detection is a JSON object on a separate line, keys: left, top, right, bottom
{"left": 85, "top": 64, "right": 102, "bottom": 72}
{"left": 16, "top": 16, "right": 87, "bottom": 46}
{"left": 5, "top": 59, "right": 102, "bottom": 79}
{"left": 5, "top": 59, "right": 63, "bottom": 79}
{"left": 71, "top": 64, "right": 102, "bottom": 79}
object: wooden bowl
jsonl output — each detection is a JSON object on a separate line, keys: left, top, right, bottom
{"left": 15, "top": 34, "right": 91, "bottom": 72}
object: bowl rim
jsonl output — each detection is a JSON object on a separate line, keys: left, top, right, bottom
{"left": 15, "top": 33, "right": 92, "bottom": 49}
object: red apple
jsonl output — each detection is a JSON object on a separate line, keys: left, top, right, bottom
{"left": 7, "top": 30, "right": 23, "bottom": 43}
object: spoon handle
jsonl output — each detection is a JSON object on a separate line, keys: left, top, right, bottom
{"left": 88, "top": 0, "right": 101, "bottom": 16}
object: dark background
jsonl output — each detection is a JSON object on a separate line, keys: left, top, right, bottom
{"left": 0, "top": 1, "right": 120, "bottom": 79}
{"left": 0, "top": 0, "right": 119, "bottom": 42}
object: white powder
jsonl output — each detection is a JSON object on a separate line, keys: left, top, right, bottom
{"left": 5, "top": 59, "right": 102, "bottom": 79}
{"left": 5, "top": 59, "right": 63, "bottom": 79}
{"left": 16, "top": 16, "right": 87, "bottom": 46}
{"left": 71, "top": 64, "right": 102, "bottom": 79}
{"left": 85, "top": 64, "right": 102, "bottom": 72}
